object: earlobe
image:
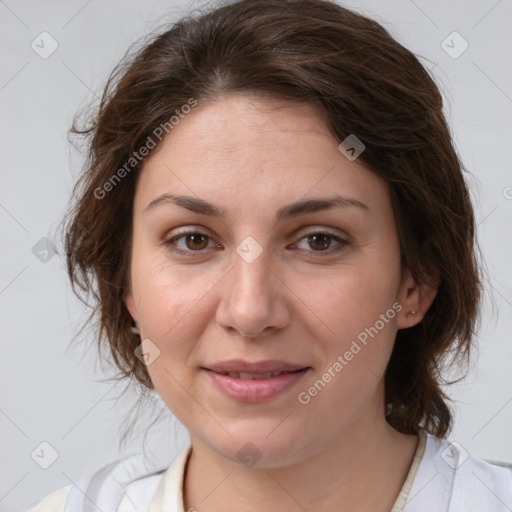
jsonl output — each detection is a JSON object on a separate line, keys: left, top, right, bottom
{"left": 123, "top": 290, "right": 141, "bottom": 336}
{"left": 396, "top": 268, "right": 438, "bottom": 330}
{"left": 123, "top": 289, "right": 138, "bottom": 323}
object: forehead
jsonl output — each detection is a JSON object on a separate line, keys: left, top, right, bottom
{"left": 134, "top": 94, "right": 390, "bottom": 216}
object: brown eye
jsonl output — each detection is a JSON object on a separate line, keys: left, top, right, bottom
{"left": 164, "top": 230, "right": 216, "bottom": 257}
{"left": 307, "top": 233, "right": 332, "bottom": 251}
{"left": 294, "top": 230, "right": 349, "bottom": 256}
{"left": 183, "top": 233, "right": 209, "bottom": 251}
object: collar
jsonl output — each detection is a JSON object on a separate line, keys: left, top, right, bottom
{"left": 149, "top": 429, "right": 433, "bottom": 512}
{"left": 149, "top": 443, "right": 192, "bottom": 512}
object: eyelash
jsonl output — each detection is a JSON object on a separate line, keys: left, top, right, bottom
{"left": 163, "top": 228, "right": 349, "bottom": 258}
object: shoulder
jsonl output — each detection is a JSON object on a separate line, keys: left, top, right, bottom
{"left": 448, "top": 437, "right": 512, "bottom": 512}
{"left": 405, "top": 430, "right": 512, "bottom": 512}
{"left": 26, "top": 486, "right": 71, "bottom": 512}
{"left": 24, "top": 451, "right": 172, "bottom": 512}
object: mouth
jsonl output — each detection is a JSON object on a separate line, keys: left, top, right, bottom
{"left": 211, "top": 369, "right": 307, "bottom": 379}
{"left": 201, "top": 366, "right": 311, "bottom": 403}
{"left": 203, "top": 359, "right": 310, "bottom": 374}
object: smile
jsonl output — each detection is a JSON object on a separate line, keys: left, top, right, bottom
{"left": 203, "top": 368, "right": 310, "bottom": 403}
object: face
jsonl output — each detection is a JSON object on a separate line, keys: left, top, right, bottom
{"left": 124, "top": 94, "right": 424, "bottom": 467}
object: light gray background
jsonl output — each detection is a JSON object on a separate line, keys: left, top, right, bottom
{"left": 1, "top": 1, "right": 511, "bottom": 510}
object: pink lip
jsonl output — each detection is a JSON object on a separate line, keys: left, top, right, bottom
{"left": 202, "top": 367, "right": 310, "bottom": 403}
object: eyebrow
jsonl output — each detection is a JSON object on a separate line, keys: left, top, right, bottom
{"left": 144, "top": 193, "right": 369, "bottom": 221}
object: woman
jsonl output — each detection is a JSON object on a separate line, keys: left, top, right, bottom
{"left": 27, "top": 0, "right": 512, "bottom": 510}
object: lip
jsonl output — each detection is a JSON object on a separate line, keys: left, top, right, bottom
{"left": 201, "top": 364, "right": 311, "bottom": 403}
{"left": 204, "top": 359, "right": 309, "bottom": 374}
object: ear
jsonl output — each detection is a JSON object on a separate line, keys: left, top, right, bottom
{"left": 123, "top": 288, "right": 138, "bottom": 324}
{"left": 396, "top": 266, "right": 438, "bottom": 330}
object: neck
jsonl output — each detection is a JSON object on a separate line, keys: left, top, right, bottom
{"left": 183, "top": 408, "right": 419, "bottom": 512}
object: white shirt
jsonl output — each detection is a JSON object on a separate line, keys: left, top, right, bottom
{"left": 26, "top": 429, "right": 512, "bottom": 511}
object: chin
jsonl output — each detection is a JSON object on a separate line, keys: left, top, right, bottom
{"left": 203, "top": 425, "right": 312, "bottom": 469}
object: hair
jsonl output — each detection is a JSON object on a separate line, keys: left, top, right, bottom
{"left": 60, "top": 0, "right": 483, "bottom": 446}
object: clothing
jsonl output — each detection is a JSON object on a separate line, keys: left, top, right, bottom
{"left": 26, "top": 429, "right": 512, "bottom": 511}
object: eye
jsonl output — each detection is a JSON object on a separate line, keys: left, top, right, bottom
{"left": 164, "top": 230, "right": 218, "bottom": 257}
{"left": 293, "top": 230, "right": 349, "bottom": 255}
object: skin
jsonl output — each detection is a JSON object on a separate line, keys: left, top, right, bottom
{"left": 123, "top": 94, "right": 438, "bottom": 512}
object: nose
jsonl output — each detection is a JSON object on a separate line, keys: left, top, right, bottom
{"left": 215, "top": 248, "right": 291, "bottom": 339}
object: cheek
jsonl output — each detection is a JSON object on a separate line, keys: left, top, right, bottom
{"left": 291, "top": 258, "right": 400, "bottom": 342}
{"left": 129, "top": 252, "right": 204, "bottom": 384}
{"left": 292, "top": 252, "right": 400, "bottom": 393}
{"left": 132, "top": 245, "right": 212, "bottom": 335}
{"left": 135, "top": 272, "right": 212, "bottom": 424}
{"left": 297, "top": 298, "right": 398, "bottom": 427}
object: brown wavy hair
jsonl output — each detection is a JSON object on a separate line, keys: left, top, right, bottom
{"left": 59, "top": 0, "right": 483, "bottom": 445}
